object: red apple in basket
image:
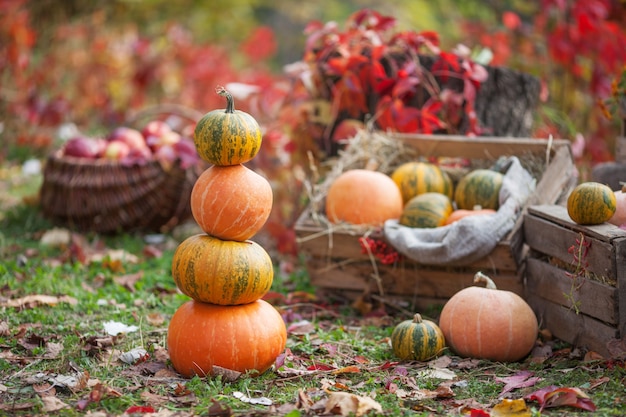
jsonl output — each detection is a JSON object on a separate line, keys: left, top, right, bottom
{"left": 142, "top": 120, "right": 177, "bottom": 151}
{"left": 63, "top": 136, "right": 107, "bottom": 159}
{"left": 108, "top": 127, "right": 149, "bottom": 152}
{"left": 103, "top": 140, "right": 131, "bottom": 161}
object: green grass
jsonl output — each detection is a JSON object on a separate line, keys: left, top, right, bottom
{"left": 1, "top": 199, "right": 626, "bottom": 416}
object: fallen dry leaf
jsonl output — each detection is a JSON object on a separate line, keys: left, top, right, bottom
{"left": 495, "top": 371, "right": 541, "bottom": 397}
{"left": 113, "top": 271, "right": 143, "bottom": 292}
{"left": 1, "top": 294, "right": 78, "bottom": 308}
{"left": 490, "top": 398, "right": 531, "bottom": 417}
{"left": 525, "top": 385, "right": 596, "bottom": 412}
{"left": 40, "top": 396, "right": 70, "bottom": 412}
{"left": 324, "top": 391, "right": 383, "bottom": 416}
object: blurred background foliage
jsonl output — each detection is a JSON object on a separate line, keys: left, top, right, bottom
{"left": 1, "top": 0, "right": 625, "bottom": 256}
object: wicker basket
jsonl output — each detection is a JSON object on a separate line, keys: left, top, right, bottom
{"left": 40, "top": 151, "right": 204, "bottom": 234}
{"left": 40, "top": 105, "right": 206, "bottom": 234}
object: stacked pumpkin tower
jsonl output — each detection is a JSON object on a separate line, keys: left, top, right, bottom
{"left": 167, "top": 86, "right": 287, "bottom": 378}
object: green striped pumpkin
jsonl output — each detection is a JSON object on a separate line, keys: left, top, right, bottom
{"left": 193, "top": 87, "right": 262, "bottom": 166}
{"left": 567, "top": 182, "right": 617, "bottom": 225}
{"left": 399, "top": 192, "right": 453, "bottom": 228}
{"left": 171, "top": 234, "right": 273, "bottom": 305}
{"left": 454, "top": 169, "right": 504, "bottom": 210}
{"left": 391, "top": 314, "right": 446, "bottom": 361}
{"left": 391, "top": 161, "right": 454, "bottom": 204}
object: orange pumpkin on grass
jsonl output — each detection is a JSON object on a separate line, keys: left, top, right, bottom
{"left": 191, "top": 164, "right": 273, "bottom": 241}
{"left": 167, "top": 299, "right": 286, "bottom": 378}
{"left": 438, "top": 272, "right": 538, "bottom": 362}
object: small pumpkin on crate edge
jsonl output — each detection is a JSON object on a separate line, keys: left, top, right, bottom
{"left": 438, "top": 271, "right": 538, "bottom": 363}
{"left": 391, "top": 313, "right": 446, "bottom": 361}
{"left": 567, "top": 181, "right": 616, "bottom": 225}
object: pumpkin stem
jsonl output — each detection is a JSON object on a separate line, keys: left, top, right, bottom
{"left": 412, "top": 313, "right": 423, "bottom": 323}
{"left": 215, "top": 85, "right": 235, "bottom": 114}
{"left": 474, "top": 271, "right": 498, "bottom": 289}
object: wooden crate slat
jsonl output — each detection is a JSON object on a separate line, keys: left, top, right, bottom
{"left": 388, "top": 133, "right": 571, "bottom": 160}
{"left": 524, "top": 209, "right": 620, "bottom": 280}
{"left": 527, "top": 293, "right": 618, "bottom": 357}
{"left": 526, "top": 258, "right": 617, "bottom": 325}
{"left": 527, "top": 205, "right": 626, "bottom": 241}
{"left": 617, "top": 238, "right": 626, "bottom": 336}
{"left": 307, "top": 257, "right": 523, "bottom": 299}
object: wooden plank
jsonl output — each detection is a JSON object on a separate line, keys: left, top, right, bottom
{"left": 526, "top": 146, "right": 577, "bottom": 206}
{"left": 524, "top": 213, "right": 618, "bottom": 280}
{"left": 296, "top": 210, "right": 518, "bottom": 272}
{"left": 525, "top": 258, "right": 617, "bottom": 325}
{"left": 616, "top": 237, "right": 626, "bottom": 337}
{"left": 527, "top": 205, "right": 626, "bottom": 241}
{"left": 306, "top": 256, "right": 523, "bottom": 299}
{"left": 527, "top": 293, "right": 618, "bottom": 357}
{"left": 388, "top": 133, "right": 571, "bottom": 160}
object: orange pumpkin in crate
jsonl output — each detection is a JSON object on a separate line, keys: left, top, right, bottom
{"left": 325, "top": 169, "right": 403, "bottom": 226}
{"left": 438, "top": 272, "right": 538, "bottom": 362}
{"left": 167, "top": 299, "right": 286, "bottom": 378}
{"left": 191, "top": 164, "right": 273, "bottom": 241}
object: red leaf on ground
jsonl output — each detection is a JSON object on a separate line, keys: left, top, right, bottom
{"left": 125, "top": 405, "right": 155, "bottom": 414}
{"left": 495, "top": 370, "right": 541, "bottom": 396}
{"left": 525, "top": 385, "right": 596, "bottom": 412}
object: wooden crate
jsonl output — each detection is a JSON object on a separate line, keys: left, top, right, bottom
{"left": 295, "top": 133, "right": 576, "bottom": 309}
{"left": 524, "top": 205, "right": 626, "bottom": 356}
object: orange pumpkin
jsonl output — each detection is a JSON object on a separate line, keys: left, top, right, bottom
{"left": 608, "top": 184, "right": 626, "bottom": 227}
{"left": 438, "top": 272, "right": 538, "bottom": 362}
{"left": 444, "top": 208, "right": 497, "bottom": 226}
{"left": 191, "top": 164, "right": 273, "bottom": 241}
{"left": 325, "top": 169, "right": 403, "bottom": 226}
{"left": 171, "top": 234, "right": 273, "bottom": 305}
{"left": 167, "top": 299, "right": 287, "bottom": 378}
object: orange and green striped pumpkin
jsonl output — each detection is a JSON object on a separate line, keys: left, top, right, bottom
{"left": 567, "top": 181, "right": 617, "bottom": 225}
{"left": 399, "top": 192, "right": 453, "bottom": 228}
{"left": 391, "top": 313, "right": 446, "bottom": 361}
{"left": 391, "top": 161, "right": 454, "bottom": 204}
{"left": 193, "top": 87, "right": 262, "bottom": 166}
{"left": 454, "top": 169, "right": 504, "bottom": 210}
{"left": 171, "top": 234, "right": 273, "bottom": 305}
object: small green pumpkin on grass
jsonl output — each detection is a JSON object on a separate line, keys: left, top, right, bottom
{"left": 391, "top": 314, "right": 446, "bottom": 361}
{"left": 194, "top": 86, "right": 262, "bottom": 166}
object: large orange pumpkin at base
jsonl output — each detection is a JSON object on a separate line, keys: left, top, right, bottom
{"left": 438, "top": 272, "right": 538, "bottom": 362}
{"left": 167, "top": 299, "right": 287, "bottom": 378}
{"left": 325, "top": 169, "right": 403, "bottom": 226}
{"left": 191, "top": 164, "right": 273, "bottom": 241}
